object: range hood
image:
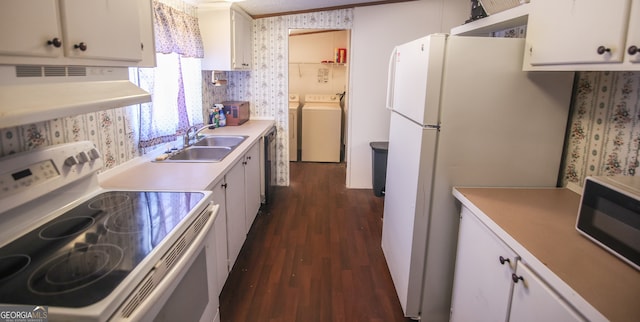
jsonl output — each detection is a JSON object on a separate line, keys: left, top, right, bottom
{"left": 0, "top": 65, "right": 151, "bottom": 129}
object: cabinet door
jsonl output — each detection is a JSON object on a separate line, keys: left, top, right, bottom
{"left": 450, "top": 206, "right": 518, "bottom": 322}
{"left": 198, "top": 7, "right": 232, "bottom": 70}
{"left": 225, "top": 160, "right": 247, "bottom": 270}
{"left": 136, "top": 0, "right": 157, "bottom": 67}
{"left": 0, "top": 0, "right": 62, "bottom": 58}
{"left": 211, "top": 179, "right": 229, "bottom": 295}
{"left": 60, "top": 0, "right": 142, "bottom": 62}
{"left": 527, "top": 0, "right": 630, "bottom": 65}
{"left": 625, "top": 0, "right": 640, "bottom": 63}
{"left": 244, "top": 143, "right": 261, "bottom": 231}
{"left": 231, "top": 10, "right": 241, "bottom": 69}
{"left": 231, "top": 9, "right": 251, "bottom": 69}
{"left": 509, "top": 263, "right": 586, "bottom": 322}
{"left": 240, "top": 12, "right": 252, "bottom": 69}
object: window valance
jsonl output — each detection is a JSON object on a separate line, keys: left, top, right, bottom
{"left": 153, "top": 0, "right": 204, "bottom": 58}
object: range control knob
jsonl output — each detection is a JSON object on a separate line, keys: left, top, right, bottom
{"left": 76, "top": 151, "right": 90, "bottom": 163}
{"left": 88, "top": 148, "right": 101, "bottom": 160}
{"left": 64, "top": 156, "right": 78, "bottom": 166}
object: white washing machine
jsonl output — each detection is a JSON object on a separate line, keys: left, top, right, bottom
{"left": 288, "top": 93, "right": 300, "bottom": 161}
{"left": 302, "top": 94, "right": 342, "bottom": 162}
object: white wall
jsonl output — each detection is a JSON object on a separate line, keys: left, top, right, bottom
{"left": 289, "top": 30, "right": 349, "bottom": 100}
{"left": 346, "top": 0, "right": 469, "bottom": 188}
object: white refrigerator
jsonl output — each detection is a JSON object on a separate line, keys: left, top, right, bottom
{"left": 381, "top": 34, "right": 574, "bottom": 320}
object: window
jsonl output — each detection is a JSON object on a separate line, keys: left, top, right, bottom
{"left": 128, "top": 0, "right": 204, "bottom": 151}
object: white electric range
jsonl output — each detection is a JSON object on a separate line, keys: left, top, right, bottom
{"left": 0, "top": 141, "right": 220, "bottom": 321}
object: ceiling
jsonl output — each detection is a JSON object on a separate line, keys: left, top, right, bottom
{"left": 193, "top": 0, "right": 412, "bottom": 18}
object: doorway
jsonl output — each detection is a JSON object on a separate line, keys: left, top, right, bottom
{"left": 288, "top": 29, "right": 350, "bottom": 163}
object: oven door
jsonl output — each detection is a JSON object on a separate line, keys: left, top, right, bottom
{"left": 111, "top": 203, "right": 221, "bottom": 322}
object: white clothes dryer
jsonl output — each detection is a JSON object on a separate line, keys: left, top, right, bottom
{"left": 301, "top": 94, "right": 341, "bottom": 163}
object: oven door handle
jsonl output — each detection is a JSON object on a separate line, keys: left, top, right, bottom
{"left": 112, "top": 202, "right": 220, "bottom": 321}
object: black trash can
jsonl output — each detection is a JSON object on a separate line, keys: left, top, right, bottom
{"left": 370, "top": 141, "right": 389, "bottom": 197}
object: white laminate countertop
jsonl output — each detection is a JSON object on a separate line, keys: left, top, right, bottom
{"left": 99, "top": 120, "right": 275, "bottom": 191}
{"left": 453, "top": 187, "right": 640, "bottom": 322}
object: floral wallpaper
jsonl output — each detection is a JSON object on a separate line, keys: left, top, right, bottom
{"left": 562, "top": 71, "right": 640, "bottom": 186}
{"left": 212, "top": 9, "right": 354, "bottom": 186}
{"left": 0, "top": 107, "right": 138, "bottom": 171}
{"left": 202, "top": 70, "right": 232, "bottom": 112}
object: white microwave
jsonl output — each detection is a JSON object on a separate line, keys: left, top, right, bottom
{"left": 577, "top": 176, "right": 640, "bottom": 270}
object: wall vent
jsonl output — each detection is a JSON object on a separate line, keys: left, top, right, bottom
{"left": 67, "top": 66, "right": 87, "bottom": 76}
{"left": 44, "top": 66, "right": 66, "bottom": 77}
{"left": 15, "top": 65, "right": 88, "bottom": 78}
{"left": 15, "top": 65, "right": 43, "bottom": 77}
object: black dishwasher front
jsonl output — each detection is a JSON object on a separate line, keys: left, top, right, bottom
{"left": 263, "top": 126, "right": 277, "bottom": 205}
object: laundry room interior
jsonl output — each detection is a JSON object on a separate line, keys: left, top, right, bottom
{"left": 288, "top": 29, "right": 350, "bottom": 163}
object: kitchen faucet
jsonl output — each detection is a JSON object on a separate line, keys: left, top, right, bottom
{"left": 183, "top": 125, "right": 212, "bottom": 147}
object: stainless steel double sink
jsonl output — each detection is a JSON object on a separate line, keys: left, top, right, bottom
{"left": 160, "top": 135, "right": 248, "bottom": 162}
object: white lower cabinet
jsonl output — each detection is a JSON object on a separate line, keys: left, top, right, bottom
{"left": 509, "top": 263, "right": 585, "bottom": 322}
{"left": 211, "top": 178, "right": 229, "bottom": 295}
{"left": 225, "top": 157, "right": 247, "bottom": 271}
{"left": 450, "top": 206, "right": 517, "bottom": 322}
{"left": 214, "top": 141, "right": 263, "bottom": 283}
{"left": 451, "top": 206, "right": 585, "bottom": 322}
{"left": 243, "top": 142, "right": 261, "bottom": 232}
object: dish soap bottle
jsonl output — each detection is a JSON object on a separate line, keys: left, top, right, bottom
{"left": 219, "top": 108, "right": 227, "bottom": 127}
{"left": 209, "top": 105, "right": 222, "bottom": 127}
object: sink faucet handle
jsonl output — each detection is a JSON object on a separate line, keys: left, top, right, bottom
{"left": 183, "top": 132, "right": 191, "bottom": 147}
{"left": 183, "top": 125, "right": 211, "bottom": 147}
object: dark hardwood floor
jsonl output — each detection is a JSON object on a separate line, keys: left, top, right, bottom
{"left": 219, "top": 162, "right": 412, "bottom": 322}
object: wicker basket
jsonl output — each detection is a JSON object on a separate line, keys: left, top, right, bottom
{"left": 479, "top": 0, "right": 528, "bottom": 15}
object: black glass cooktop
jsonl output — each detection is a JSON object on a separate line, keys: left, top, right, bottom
{"left": 0, "top": 191, "right": 204, "bottom": 307}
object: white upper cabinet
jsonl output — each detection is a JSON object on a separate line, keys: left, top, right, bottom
{"left": 625, "top": 0, "right": 640, "bottom": 63}
{"left": 524, "top": 0, "right": 639, "bottom": 70}
{"left": 0, "top": 0, "right": 155, "bottom": 67}
{"left": 199, "top": 4, "right": 253, "bottom": 71}
{"left": 0, "top": 0, "right": 62, "bottom": 58}
{"left": 233, "top": 9, "right": 253, "bottom": 70}
{"left": 60, "top": 0, "right": 141, "bottom": 62}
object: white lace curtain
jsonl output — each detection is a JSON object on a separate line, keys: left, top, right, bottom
{"left": 131, "top": 0, "right": 205, "bottom": 150}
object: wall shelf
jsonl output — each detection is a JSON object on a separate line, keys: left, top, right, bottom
{"left": 451, "top": 3, "right": 529, "bottom": 36}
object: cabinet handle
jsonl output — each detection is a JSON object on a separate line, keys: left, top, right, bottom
{"left": 74, "top": 42, "right": 87, "bottom": 51}
{"left": 247, "top": 156, "right": 252, "bottom": 160}
{"left": 628, "top": 45, "right": 639, "bottom": 56}
{"left": 47, "top": 38, "right": 62, "bottom": 48}
{"left": 511, "top": 273, "right": 524, "bottom": 284}
{"left": 221, "top": 183, "right": 228, "bottom": 189}
{"left": 499, "top": 256, "right": 510, "bottom": 265}
{"left": 597, "top": 46, "right": 611, "bottom": 55}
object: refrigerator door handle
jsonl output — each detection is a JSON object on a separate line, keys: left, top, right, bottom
{"left": 386, "top": 47, "right": 397, "bottom": 111}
